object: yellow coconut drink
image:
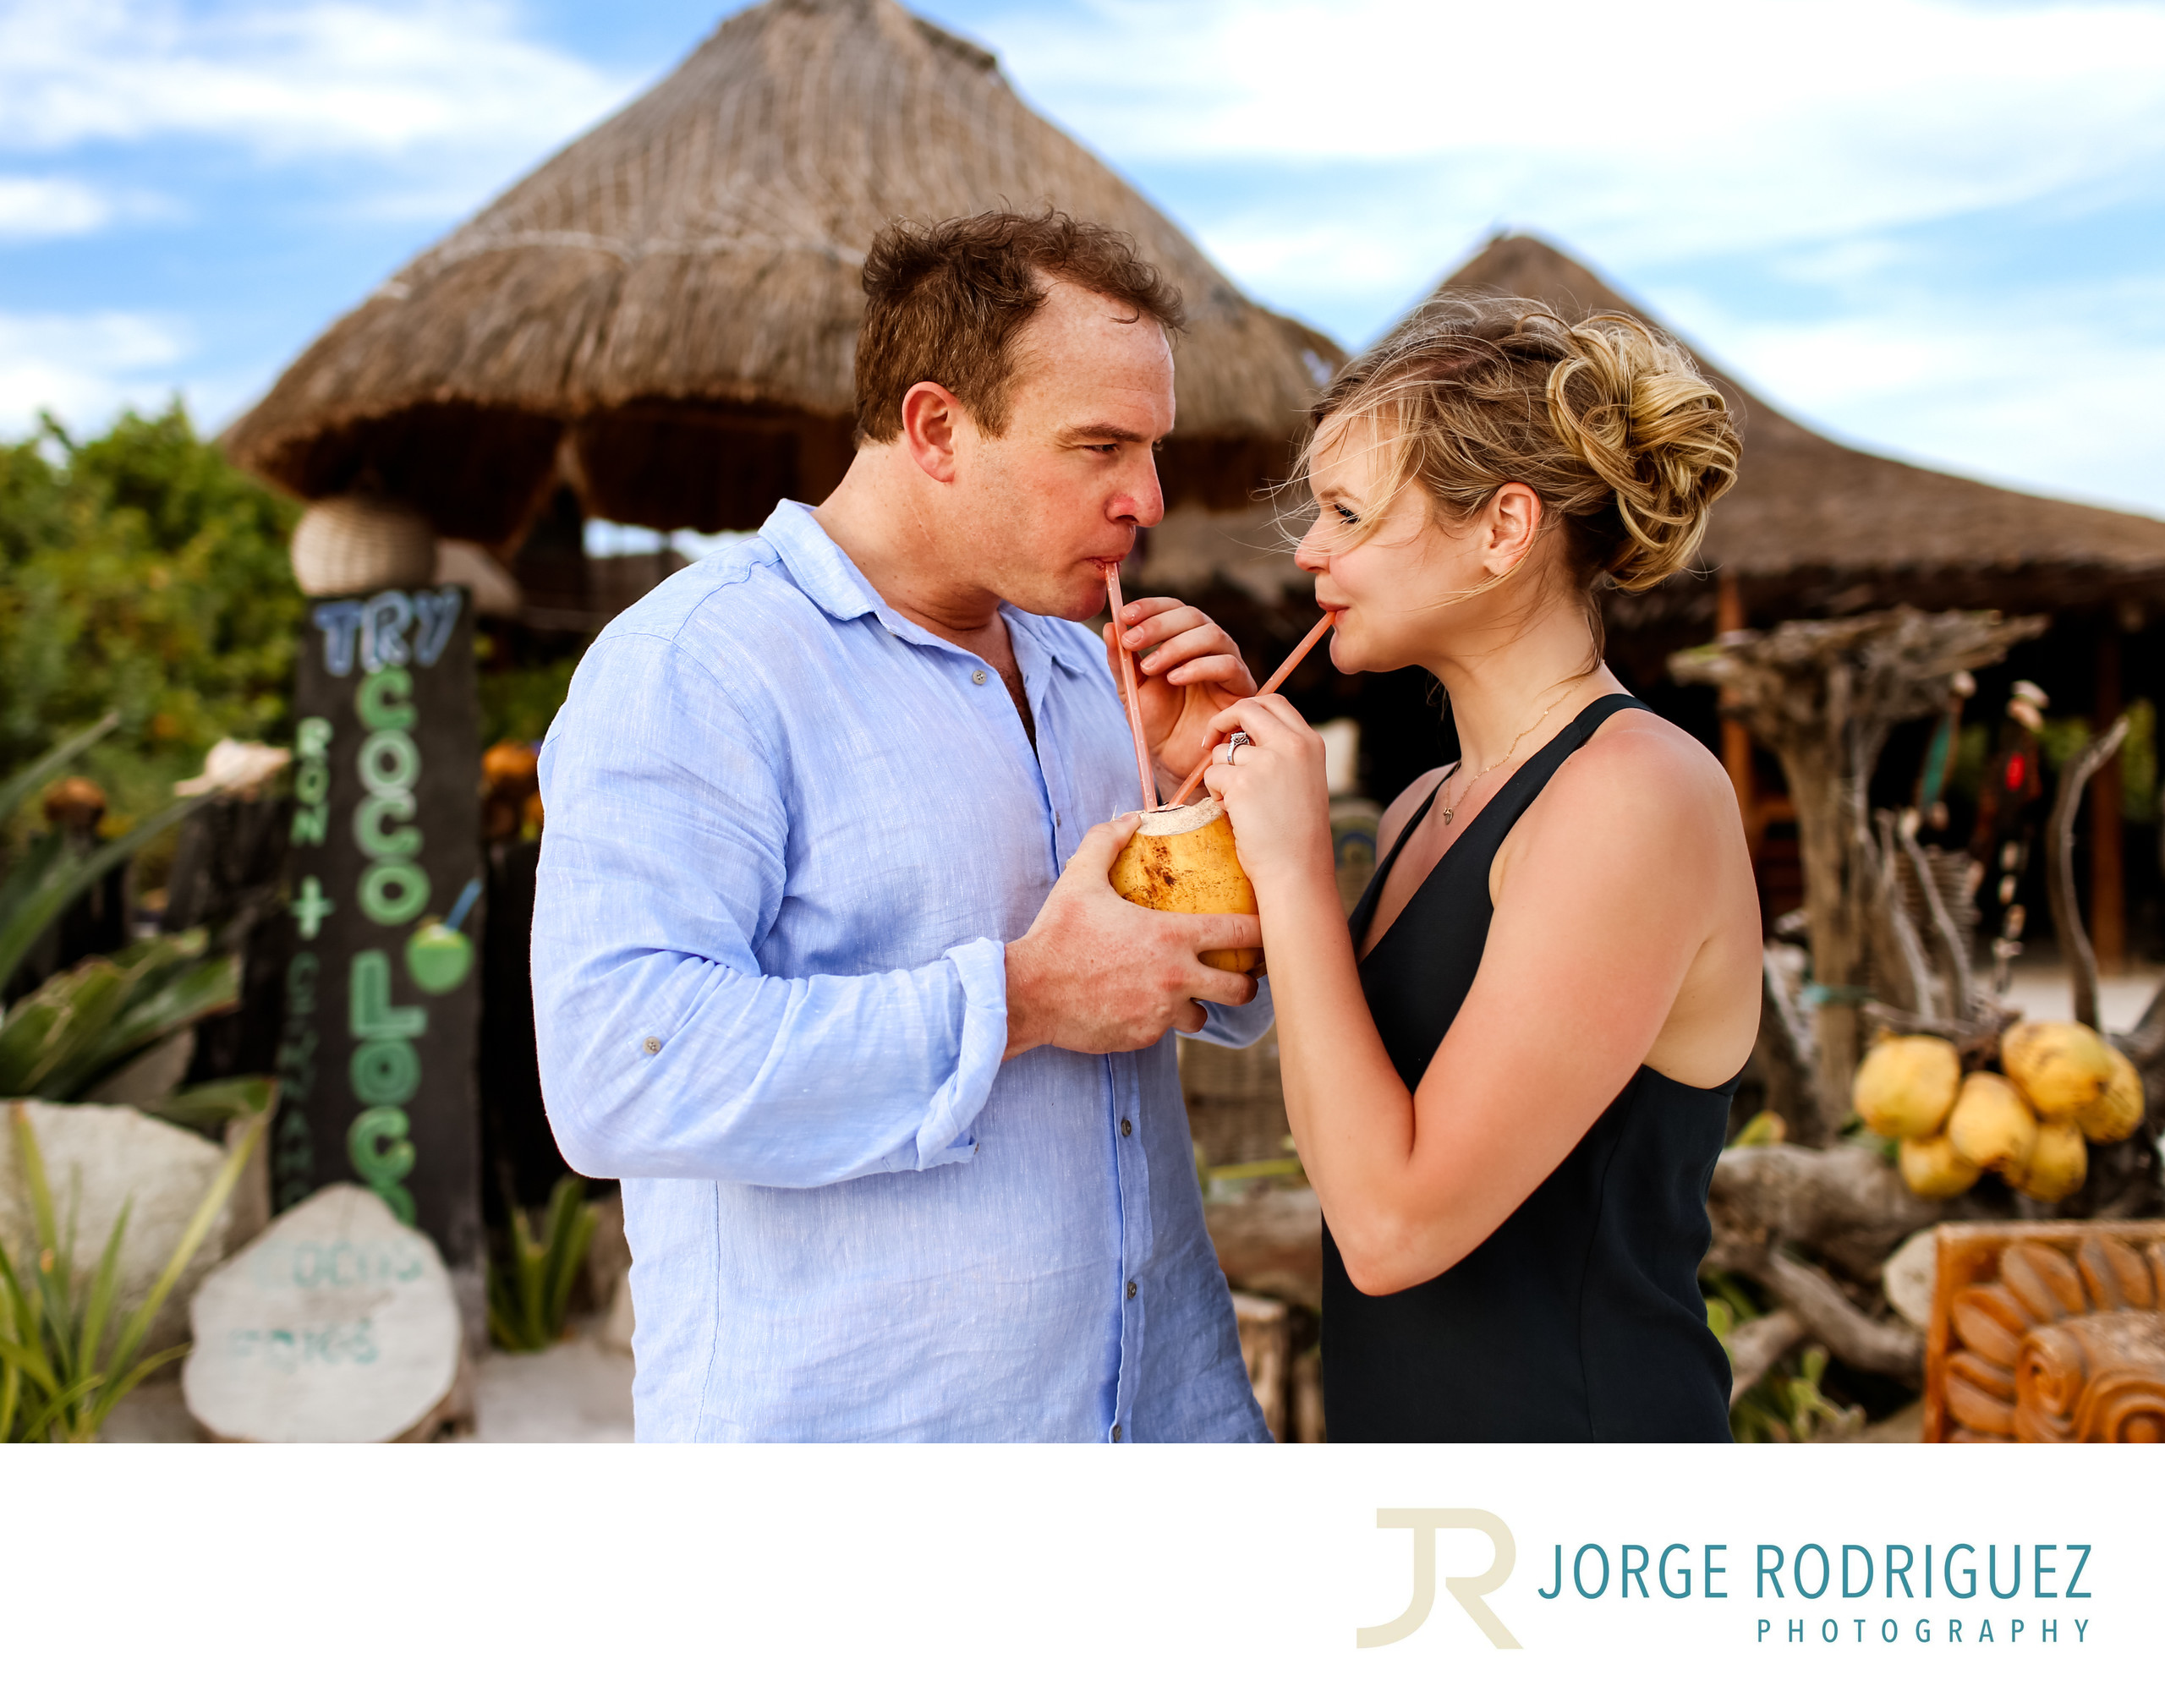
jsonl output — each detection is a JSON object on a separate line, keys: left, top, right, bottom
{"left": 1110, "top": 797, "right": 1260, "bottom": 974}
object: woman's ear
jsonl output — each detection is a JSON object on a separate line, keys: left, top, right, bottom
{"left": 1482, "top": 482, "right": 1543, "bottom": 580}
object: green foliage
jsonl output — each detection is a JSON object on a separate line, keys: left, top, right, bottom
{"left": 136, "top": 1073, "right": 277, "bottom": 1139}
{"left": 1705, "top": 1273, "right": 1867, "bottom": 1444}
{"left": 2120, "top": 699, "right": 2157, "bottom": 824}
{"left": 478, "top": 646, "right": 585, "bottom": 749}
{"left": 0, "top": 1103, "right": 258, "bottom": 1442}
{"left": 1, "top": 724, "right": 237, "bottom": 1092}
{"left": 0, "top": 929, "right": 240, "bottom": 1100}
{"left": 2034, "top": 707, "right": 2160, "bottom": 823}
{"left": 487, "top": 1175, "right": 598, "bottom": 1352}
{"left": 0, "top": 406, "right": 301, "bottom": 856}
{"left": 2036, "top": 714, "right": 2094, "bottom": 774}
{"left": 1729, "top": 1344, "right": 1866, "bottom": 1444}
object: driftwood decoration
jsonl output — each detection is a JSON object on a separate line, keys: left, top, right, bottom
{"left": 1924, "top": 1220, "right": 2165, "bottom": 1442}
{"left": 1673, "top": 607, "right": 2048, "bottom": 1116}
{"left": 2046, "top": 716, "right": 2131, "bottom": 1032}
{"left": 1705, "top": 1144, "right": 1936, "bottom": 1377}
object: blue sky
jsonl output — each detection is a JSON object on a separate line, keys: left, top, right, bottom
{"left": 3, "top": 0, "right": 2163, "bottom": 519}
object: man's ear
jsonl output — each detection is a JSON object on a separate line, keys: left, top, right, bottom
{"left": 1483, "top": 483, "right": 1543, "bottom": 581}
{"left": 899, "top": 381, "right": 967, "bottom": 484}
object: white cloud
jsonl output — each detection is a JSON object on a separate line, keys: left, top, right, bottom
{"left": 989, "top": 0, "right": 2165, "bottom": 295}
{"left": 0, "top": 173, "right": 111, "bottom": 238}
{"left": 1642, "top": 273, "right": 2165, "bottom": 517}
{"left": 0, "top": 2, "right": 635, "bottom": 186}
{"left": 0, "top": 309, "right": 189, "bottom": 434}
{"left": 972, "top": 0, "right": 2165, "bottom": 515}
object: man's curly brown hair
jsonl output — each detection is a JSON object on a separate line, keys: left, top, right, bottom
{"left": 854, "top": 209, "right": 1185, "bottom": 444}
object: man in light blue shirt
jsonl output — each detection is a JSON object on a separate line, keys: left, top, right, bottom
{"left": 533, "top": 211, "right": 1275, "bottom": 1441}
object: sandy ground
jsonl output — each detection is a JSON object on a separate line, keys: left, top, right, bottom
{"left": 1994, "top": 958, "right": 2161, "bottom": 1031}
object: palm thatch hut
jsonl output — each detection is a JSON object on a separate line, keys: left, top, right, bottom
{"left": 222, "top": 0, "right": 1339, "bottom": 556}
{"left": 1430, "top": 233, "right": 2165, "bottom": 633}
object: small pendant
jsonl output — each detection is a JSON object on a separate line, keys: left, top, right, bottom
{"left": 1441, "top": 808, "right": 1454, "bottom": 824}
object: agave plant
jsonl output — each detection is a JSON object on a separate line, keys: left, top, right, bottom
{"left": 0, "top": 713, "right": 220, "bottom": 994}
{"left": 0, "top": 929, "right": 241, "bottom": 1101}
{"left": 488, "top": 1176, "right": 599, "bottom": 1353}
{"left": 1, "top": 718, "right": 263, "bottom": 1102}
{"left": 0, "top": 1103, "right": 259, "bottom": 1442}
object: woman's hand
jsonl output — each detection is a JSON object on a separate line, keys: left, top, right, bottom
{"left": 1103, "top": 596, "right": 1258, "bottom": 793}
{"left": 1201, "top": 694, "right": 1335, "bottom": 895}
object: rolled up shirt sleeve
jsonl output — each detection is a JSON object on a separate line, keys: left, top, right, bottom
{"left": 532, "top": 630, "right": 1006, "bottom": 1187}
{"left": 1196, "top": 980, "right": 1274, "bottom": 1051}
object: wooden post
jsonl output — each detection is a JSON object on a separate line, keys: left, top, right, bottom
{"left": 2092, "top": 621, "right": 2126, "bottom": 975}
{"left": 1715, "top": 570, "right": 1758, "bottom": 852}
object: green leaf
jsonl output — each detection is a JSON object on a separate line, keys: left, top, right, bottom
{"left": 74, "top": 1198, "right": 132, "bottom": 1378}
{"left": 0, "top": 956, "right": 133, "bottom": 1100}
{"left": 0, "top": 791, "right": 211, "bottom": 992}
{"left": 13, "top": 1103, "right": 62, "bottom": 1257}
{"left": 49, "top": 950, "right": 239, "bottom": 1101}
{"left": 0, "top": 711, "right": 120, "bottom": 832}
{"left": 88, "top": 1114, "right": 259, "bottom": 1426}
{"left": 139, "top": 1075, "right": 276, "bottom": 1136}
{"left": 541, "top": 1183, "right": 597, "bottom": 1344}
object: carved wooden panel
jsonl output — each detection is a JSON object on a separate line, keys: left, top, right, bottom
{"left": 1924, "top": 1220, "right": 2165, "bottom": 1442}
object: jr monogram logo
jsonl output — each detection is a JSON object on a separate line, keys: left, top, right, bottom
{"left": 1358, "top": 1509, "right": 1521, "bottom": 1651}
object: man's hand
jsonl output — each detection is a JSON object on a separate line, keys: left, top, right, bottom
{"left": 1005, "top": 816, "right": 1262, "bottom": 1059}
{"left": 1102, "top": 596, "right": 1257, "bottom": 795}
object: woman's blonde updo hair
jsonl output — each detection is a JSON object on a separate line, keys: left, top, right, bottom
{"left": 1302, "top": 296, "right": 1741, "bottom": 608}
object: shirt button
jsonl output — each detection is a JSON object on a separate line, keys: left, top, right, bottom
{"left": 971, "top": 669, "right": 988, "bottom": 685}
{"left": 642, "top": 1036, "right": 661, "bottom": 1055}
{"left": 1111, "top": 1424, "right": 1122, "bottom": 1442}
{"left": 1126, "top": 1280, "right": 1137, "bottom": 1300}
{"left": 1120, "top": 1118, "right": 1133, "bottom": 1137}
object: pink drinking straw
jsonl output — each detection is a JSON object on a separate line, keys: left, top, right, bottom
{"left": 1165, "top": 609, "right": 1339, "bottom": 807}
{"left": 1104, "top": 562, "right": 1160, "bottom": 811}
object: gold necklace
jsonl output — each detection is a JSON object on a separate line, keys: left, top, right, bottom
{"left": 1439, "top": 685, "right": 1579, "bottom": 826}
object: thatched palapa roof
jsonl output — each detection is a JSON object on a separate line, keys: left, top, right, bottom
{"left": 223, "top": 0, "right": 1340, "bottom": 547}
{"left": 1423, "top": 235, "right": 2165, "bottom": 628}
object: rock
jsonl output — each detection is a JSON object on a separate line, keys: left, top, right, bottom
{"left": 1883, "top": 1225, "right": 1939, "bottom": 1329}
{"left": 1231, "top": 1291, "right": 1288, "bottom": 1442}
{"left": 182, "top": 1184, "right": 464, "bottom": 1442}
{"left": 1, "top": 1098, "right": 238, "bottom": 1353}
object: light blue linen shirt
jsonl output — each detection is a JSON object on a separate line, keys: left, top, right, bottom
{"left": 531, "top": 501, "right": 1271, "bottom": 1442}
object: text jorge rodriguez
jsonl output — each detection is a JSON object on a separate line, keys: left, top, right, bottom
{"left": 1538, "top": 1541, "right": 2094, "bottom": 1644}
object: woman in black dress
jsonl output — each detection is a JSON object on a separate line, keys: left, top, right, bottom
{"left": 1203, "top": 299, "right": 1762, "bottom": 1442}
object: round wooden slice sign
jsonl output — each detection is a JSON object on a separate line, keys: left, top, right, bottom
{"left": 183, "top": 1184, "right": 460, "bottom": 1442}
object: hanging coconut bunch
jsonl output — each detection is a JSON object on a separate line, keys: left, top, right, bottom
{"left": 1854, "top": 1020, "right": 2147, "bottom": 1205}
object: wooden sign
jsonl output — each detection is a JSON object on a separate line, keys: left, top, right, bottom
{"left": 183, "top": 1184, "right": 463, "bottom": 1442}
{"left": 274, "top": 588, "right": 483, "bottom": 1280}
{"left": 1923, "top": 1219, "right": 2165, "bottom": 1442}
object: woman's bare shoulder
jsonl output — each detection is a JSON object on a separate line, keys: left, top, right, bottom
{"left": 1378, "top": 764, "right": 1452, "bottom": 862}
{"left": 1528, "top": 711, "right": 1739, "bottom": 854}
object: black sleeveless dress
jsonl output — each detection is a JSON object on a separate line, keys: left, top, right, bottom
{"left": 1323, "top": 694, "right": 1735, "bottom": 1442}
